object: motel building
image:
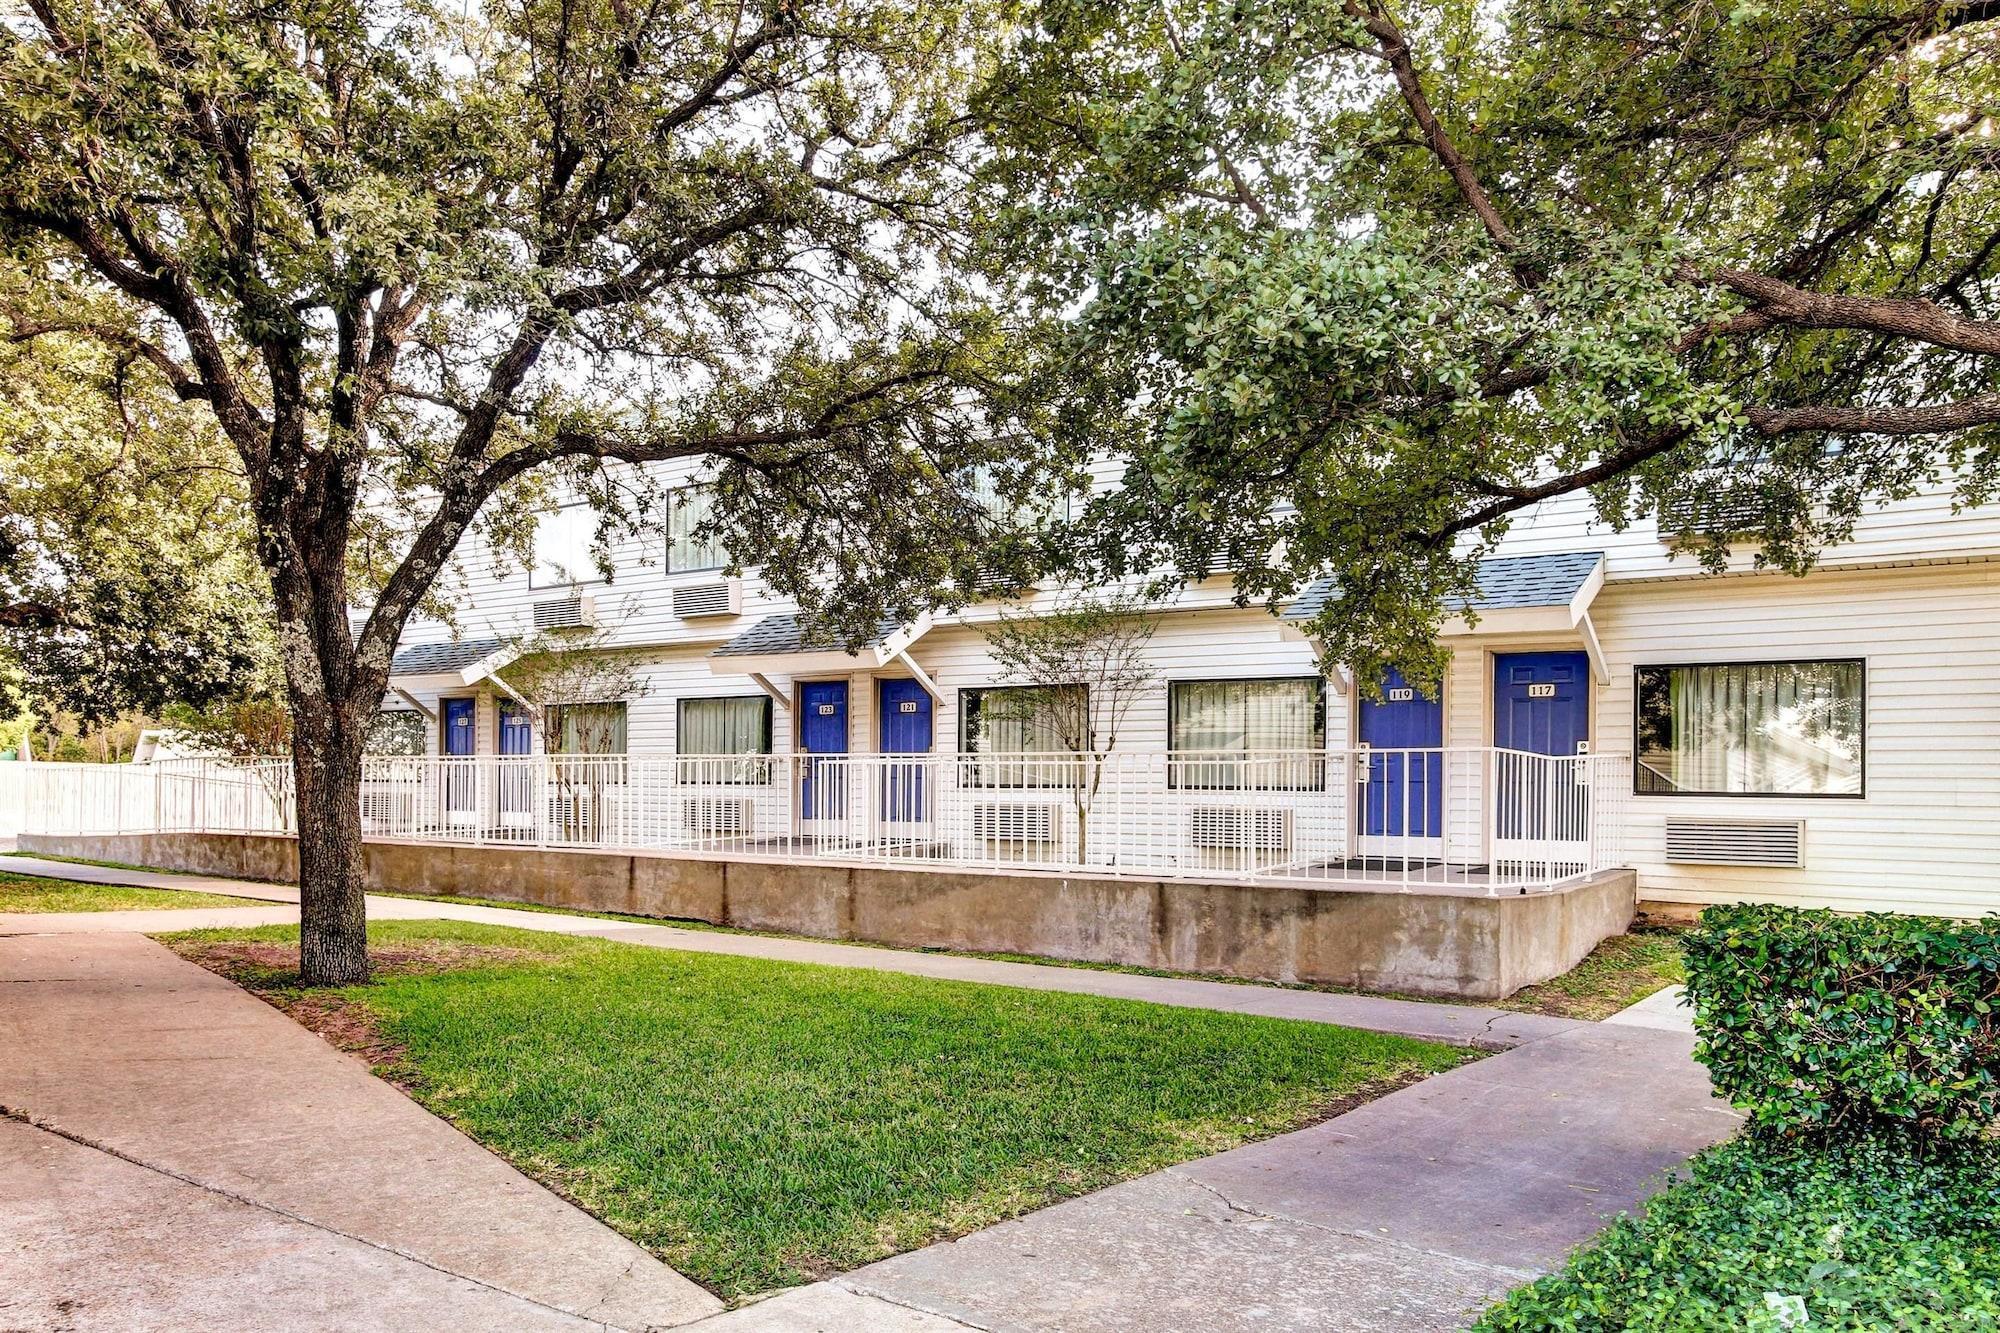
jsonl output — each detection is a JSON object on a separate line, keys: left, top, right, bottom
{"left": 22, "top": 462, "right": 1995, "bottom": 998}
{"left": 368, "top": 458, "right": 1998, "bottom": 922}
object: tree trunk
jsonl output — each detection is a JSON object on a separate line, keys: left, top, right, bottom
{"left": 292, "top": 696, "right": 370, "bottom": 985}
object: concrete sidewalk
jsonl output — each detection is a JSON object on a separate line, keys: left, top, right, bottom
{"left": 0, "top": 853, "right": 1580, "bottom": 1049}
{"left": 0, "top": 931, "right": 722, "bottom": 1331}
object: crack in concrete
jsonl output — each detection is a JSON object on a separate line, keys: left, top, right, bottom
{"left": 1165, "top": 1170, "right": 1543, "bottom": 1284}
{"left": 829, "top": 1278, "right": 1005, "bottom": 1332}
{"left": 1, "top": 1105, "right": 648, "bottom": 1332}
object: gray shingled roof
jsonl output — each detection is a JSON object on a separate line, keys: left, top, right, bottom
{"left": 710, "top": 615, "right": 905, "bottom": 659}
{"left": 1283, "top": 551, "right": 1604, "bottom": 621}
{"left": 389, "top": 637, "right": 505, "bottom": 676}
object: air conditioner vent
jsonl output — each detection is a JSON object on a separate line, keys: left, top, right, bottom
{"left": 681, "top": 797, "right": 753, "bottom": 836}
{"left": 533, "top": 594, "right": 598, "bottom": 630}
{"left": 973, "top": 802, "right": 1055, "bottom": 842}
{"left": 672, "top": 580, "right": 742, "bottom": 619}
{"left": 1189, "top": 806, "right": 1292, "bottom": 851}
{"left": 1664, "top": 818, "right": 1805, "bottom": 868}
{"left": 358, "top": 789, "right": 414, "bottom": 831}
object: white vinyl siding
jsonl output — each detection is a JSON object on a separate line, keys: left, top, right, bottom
{"left": 1586, "top": 564, "right": 2000, "bottom": 916}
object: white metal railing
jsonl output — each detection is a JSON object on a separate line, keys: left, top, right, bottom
{"left": 18, "top": 748, "right": 1631, "bottom": 893}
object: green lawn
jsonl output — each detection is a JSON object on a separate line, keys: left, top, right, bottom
{"left": 0, "top": 869, "right": 266, "bottom": 913}
{"left": 164, "top": 919, "right": 1466, "bottom": 1300}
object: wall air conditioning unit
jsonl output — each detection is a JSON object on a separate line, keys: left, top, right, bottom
{"left": 672, "top": 579, "right": 743, "bottom": 619}
{"left": 1664, "top": 818, "right": 1806, "bottom": 869}
{"left": 973, "top": 802, "right": 1056, "bottom": 842}
{"left": 358, "top": 789, "right": 415, "bottom": 832}
{"left": 681, "top": 797, "right": 753, "bottom": 837}
{"left": 533, "top": 593, "right": 599, "bottom": 631}
{"left": 1189, "top": 807, "right": 1293, "bottom": 852}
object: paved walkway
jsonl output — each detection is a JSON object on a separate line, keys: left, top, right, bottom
{"left": 0, "top": 931, "right": 722, "bottom": 1331}
{"left": 1, "top": 854, "right": 1735, "bottom": 1331}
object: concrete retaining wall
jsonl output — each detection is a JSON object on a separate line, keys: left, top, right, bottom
{"left": 19, "top": 832, "right": 1635, "bottom": 999}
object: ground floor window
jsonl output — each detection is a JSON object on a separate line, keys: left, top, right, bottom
{"left": 548, "top": 701, "right": 628, "bottom": 781}
{"left": 677, "top": 696, "right": 773, "bottom": 782}
{"left": 1635, "top": 660, "right": 1863, "bottom": 797}
{"left": 959, "top": 685, "right": 1085, "bottom": 787}
{"left": 1169, "top": 677, "right": 1326, "bottom": 788}
{"left": 366, "top": 710, "right": 427, "bottom": 756}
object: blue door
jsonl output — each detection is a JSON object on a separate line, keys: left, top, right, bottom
{"left": 1358, "top": 668, "right": 1443, "bottom": 841}
{"left": 878, "top": 679, "right": 933, "bottom": 823}
{"left": 498, "top": 701, "right": 532, "bottom": 755}
{"left": 443, "top": 698, "right": 477, "bottom": 755}
{"left": 799, "top": 681, "right": 848, "bottom": 823}
{"left": 1493, "top": 652, "right": 1591, "bottom": 756}
{"left": 442, "top": 698, "right": 477, "bottom": 818}
{"left": 497, "top": 700, "right": 532, "bottom": 824}
{"left": 1492, "top": 652, "right": 1591, "bottom": 845}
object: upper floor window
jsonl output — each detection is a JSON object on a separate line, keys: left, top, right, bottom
{"left": 1635, "top": 660, "right": 1863, "bottom": 797}
{"left": 668, "top": 486, "right": 727, "bottom": 572}
{"left": 1169, "top": 677, "right": 1326, "bottom": 789}
{"left": 965, "top": 464, "right": 1072, "bottom": 527}
{"left": 531, "top": 504, "right": 603, "bottom": 589}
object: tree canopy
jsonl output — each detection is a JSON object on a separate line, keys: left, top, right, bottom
{"left": 0, "top": 0, "right": 1050, "bottom": 981}
{"left": 986, "top": 0, "right": 2000, "bottom": 681}
{"left": 0, "top": 256, "right": 267, "bottom": 723}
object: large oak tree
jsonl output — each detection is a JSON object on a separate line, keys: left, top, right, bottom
{"left": 987, "top": 0, "right": 2000, "bottom": 681}
{"left": 0, "top": 0, "right": 1047, "bottom": 982}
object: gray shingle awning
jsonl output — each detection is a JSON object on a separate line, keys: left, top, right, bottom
{"left": 1282, "top": 551, "right": 1606, "bottom": 622}
{"left": 388, "top": 637, "right": 506, "bottom": 678}
{"left": 710, "top": 615, "right": 907, "bottom": 659}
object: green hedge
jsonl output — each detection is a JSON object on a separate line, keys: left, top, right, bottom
{"left": 1683, "top": 904, "right": 2000, "bottom": 1140}
{"left": 1475, "top": 1131, "right": 2000, "bottom": 1332}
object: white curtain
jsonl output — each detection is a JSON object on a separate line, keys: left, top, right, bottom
{"left": 667, "top": 486, "right": 726, "bottom": 571}
{"left": 679, "top": 697, "right": 768, "bottom": 754}
{"left": 1641, "top": 662, "right": 1861, "bottom": 795}
{"left": 1171, "top": 679, "right": 1324, "bottom": 788}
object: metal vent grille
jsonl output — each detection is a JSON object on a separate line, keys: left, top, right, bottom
{"left": 1658, "top": 490, "right": 1768, "bottom": 541}
{"left": 533, "top": 595, "right": 596, "bottom": 630}
{"left": 1189, "top": 807, "right": 1292, "bottom": 851}
{"left": 973, "top": 803, "right": 1055, "bottom": 842}
{"left": 358, "top": 790, "right": 414, "bottom": 830}
{"left": 672, "top": 581, "right": 740, "bottom": 619}
{"left": 1664, "top": 818, "right": 1805, "bottom": 868}
{"left": 680, "top": 797, "right": 752, "bottom": 836}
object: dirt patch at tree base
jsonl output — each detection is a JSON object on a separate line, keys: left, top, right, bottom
{"left": 163, "top": 936, "right": 557, "bottom": 1074}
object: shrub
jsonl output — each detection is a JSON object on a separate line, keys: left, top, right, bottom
{"left": 1475, "top": 1131, "right": 2000, "bottom": 1332}
{"left": 1683, "top": 904, "right": 2000, "bottom": 1140}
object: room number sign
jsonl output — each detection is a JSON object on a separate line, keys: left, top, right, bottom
{"left": 817, "top": 703, "right": 837, "bottom": 715}
{"left": 1527, "top": 683, "right": 1557, "bottom": 698}
{"left": 898, "top": 701, "right": 919, "bottom": 713}
{"left": 1387, "top": 687, "right": 1415, "bottom": 702}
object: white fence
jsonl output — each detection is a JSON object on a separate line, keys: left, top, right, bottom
{"left": 19, "top": 748, "right": 1630, "bottom": 894}
{"left": 0, "top": 762, "right": 22, "bottom": 837}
